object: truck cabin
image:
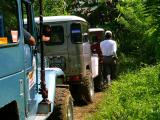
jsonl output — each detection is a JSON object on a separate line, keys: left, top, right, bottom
{"left": 0, "top": 0, "right": 71, "bottom": 120}
{"left": 34, "top": 16, "right": 90, "bottom": 75}
{"left": 88, "top": 28, "right": 105, "bottom": 44}
{"left": 89, "top": 28, "right": 104, "bottom": 62}
{"left": 34, "top": 16, "right": 89, "bottom": 44}
{"left": 0, "top": 0, "right": 38, "bottom": 119}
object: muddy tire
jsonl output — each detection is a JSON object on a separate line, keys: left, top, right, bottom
{"left": 82, "top": 70, "right": 94, "bottom": 104}
{"left": 49, "top": 88, "right": 73, "bottom": 120}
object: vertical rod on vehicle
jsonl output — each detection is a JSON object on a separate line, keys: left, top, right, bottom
{"left": 39, "top": 0, "right": 48, "bottom": 102}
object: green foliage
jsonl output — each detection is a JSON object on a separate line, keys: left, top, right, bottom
{"left": 87, "top": 64, "right": 160, "bottom": 120}
{"left": 116, "top": 1, "right": 149, "bottom": 33}
{"left": 65, "top": 0, "right": 100, "bottom": 20}
{"left": 115, "top": 0, "right": 160, "bottom": 64}
{"left": 43, "top": 0, "right": 65, "bottom": 16}
{"left": 34, "top": 0, "right": 67, "bottom": 16}
{"left": 117, "top": 53, "right": 140, "bottom": 74}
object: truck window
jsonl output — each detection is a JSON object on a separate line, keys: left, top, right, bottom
{"left": 91, "top": 35, "right": 98, "bottom": 43}
{"left": 45, "top": 25, "right": 64, "bottom": 45}
{"left": 22, "top": 2, "right": 32, "bottom": 32}
{"left": 71, "top": 23, "right": 82, "bottom": 43}
{"left": 81, "top": 22, "right": 88, "bottom": 43}
{"left": 83, "top": 33, "right": 89, "bottom": 42}
{"left": 89, "top": 31, "right": 104, "bottom": 43}
{"left": 0, "top": 0, "right": 19, "bottom": 45}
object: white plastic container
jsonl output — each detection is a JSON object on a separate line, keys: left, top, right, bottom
{"left": 91, "top": 54, "right": 99, "bottom": 78}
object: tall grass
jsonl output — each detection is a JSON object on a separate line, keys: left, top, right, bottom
{"left": 87, "top": 63, "right": 160, "bottom": 120}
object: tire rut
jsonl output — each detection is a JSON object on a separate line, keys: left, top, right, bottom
{"left": 73, "top": 92, "right": 104, "bottom": 120}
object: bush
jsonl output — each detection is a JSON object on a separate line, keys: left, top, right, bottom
{"left": 87, "top": 64, "right": 160, "bottom": 120}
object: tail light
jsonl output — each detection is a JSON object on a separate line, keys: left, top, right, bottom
{"left": 69, "top": 74, "right": 82, "bottom": 81}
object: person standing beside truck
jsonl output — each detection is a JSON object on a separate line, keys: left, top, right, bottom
{"left": 91, "top": 36, "right": 103, "bottom": 63}
{"left": 100, "top": 30, "right": 118, "bottom": 85}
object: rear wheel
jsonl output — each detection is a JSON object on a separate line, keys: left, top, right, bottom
{"left": 49, "top": 88, "right": 73, "bottom": 120}
{"left": 81, "top": 70, "right": 94, "bottom": 104}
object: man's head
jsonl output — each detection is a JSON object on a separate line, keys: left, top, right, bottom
{"left": 105, "top": 30, "right": 112, "bottom": 39}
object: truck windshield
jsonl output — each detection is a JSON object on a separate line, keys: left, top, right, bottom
{"left": 89, "top": 31, "right": 104, "bottom": 43}
{"left": 0, "top": 0, "right": 19, "bottom": 45}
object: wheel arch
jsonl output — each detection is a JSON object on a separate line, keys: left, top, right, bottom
{"left": 0, "top": 101, "right": 19, "bottom": 120}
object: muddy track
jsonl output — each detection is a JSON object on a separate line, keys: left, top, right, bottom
{"left": 73, "top": 92, "right": 104, "bottom": 120}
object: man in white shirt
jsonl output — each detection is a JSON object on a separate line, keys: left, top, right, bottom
{"left": 100, "top": 30, "right": 118, "bottom": 85}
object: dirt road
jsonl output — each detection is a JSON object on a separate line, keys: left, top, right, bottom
{"left": 73, "top": 92, "right": 104, "bottom": 120}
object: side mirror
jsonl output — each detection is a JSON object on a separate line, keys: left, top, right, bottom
{"left": 42, "top": 24, "right": 51, "bottom": 42}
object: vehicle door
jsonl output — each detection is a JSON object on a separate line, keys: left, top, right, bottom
{"left": 22, "top": 1, "right": 38, "bottom": 117}
{"left": 67, "top": 22, "right": 84, "bottom": 75}
{"left": 0, "top": 0, "right": 25, "bottom": 118}
{"left": 44, "top": 22, "right": 68, "bottom": 73}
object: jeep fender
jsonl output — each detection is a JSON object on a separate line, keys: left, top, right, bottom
{"left": 45, "top": 68, "right": 65, "bottom": 102}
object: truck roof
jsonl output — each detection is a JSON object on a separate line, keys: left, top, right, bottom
{"left": 88, "top": 28, "right": 105, "bottom": 32}
{"left": 34, "top": 15, "right": 87, "bottom": 23}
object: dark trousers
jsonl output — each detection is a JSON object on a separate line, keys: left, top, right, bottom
{"left": 102, "top": 56, "right": 117, "bottom": 80}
